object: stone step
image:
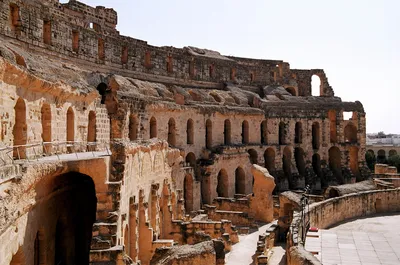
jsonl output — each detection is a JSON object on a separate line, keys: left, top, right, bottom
{"left": 92, "top": 222, "right": 118, "bottom": 247}
{"left": 89, "top": 246, "right": 123, "bottom": 264}
{"left": 96, "top": 210, "right": 118, "bottom": 223}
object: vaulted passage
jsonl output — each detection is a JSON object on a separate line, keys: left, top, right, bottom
{"left": 13, "top": 98, "right": 27, "bottom": 159}
{"left": 235, "top": 167, "right": 246, "bottom": 195}
{"left": 329, "top": 147, "right": 343, "bottom": 184}
{"left": 217, "top": 169, "right": 228, "bottom": 197}
{"left": 224, "top": 119, "right": 231, "bottom": 145}
{"left": 41, "top": 103, "right": 52, "bottom": 154}
{"left": 264, "top": 148, "right": 275, "bottom": 174}
{"left": 168, "top": 118, "right": 176, "bottom": 146}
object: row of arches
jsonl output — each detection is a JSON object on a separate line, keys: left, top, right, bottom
{"left": 216, "top": 167, "right": 247, "bottom": 197}
{"left": 12, "top": 98, "right": 97, "bottom": 159}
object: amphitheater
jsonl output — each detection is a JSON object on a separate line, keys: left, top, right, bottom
{"left": 2, "top": 1, "right": 399, "bottom": 265}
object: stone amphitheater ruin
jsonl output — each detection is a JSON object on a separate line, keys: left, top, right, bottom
{"left": 4, "top": 1, "right": 400, "bottom": 265}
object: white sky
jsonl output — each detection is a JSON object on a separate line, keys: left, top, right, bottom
{"left": 61, "top": 0, "right": 400, "bottom": 134}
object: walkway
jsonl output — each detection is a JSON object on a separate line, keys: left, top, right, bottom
{"left": 225, "top": 223, "right": 274, "bottom": 265}
{"left": 305, "top": 214, "right": 400, "bottom": 265}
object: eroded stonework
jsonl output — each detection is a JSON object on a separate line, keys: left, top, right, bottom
{"left": 0, "top": 1, "right": 369, "bottom": 265}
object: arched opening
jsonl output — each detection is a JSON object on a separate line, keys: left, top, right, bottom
{"left": 224, "top": 119, "right": 231, "bottom": 145}
{"left": 129, "top": 115, "right": 138, "bottom": 141}
{"left": 10, "top": 247, "right": 25, "bottom": 265}
{"left": 328, "top": 110, "right": 337, "bottom": 143}
{"left": 389, "top": 150, "right": 397, "bottom": 157}
{"left": 184, "top": 174, "right": 194, "bottom": 212}
{"left": 87, "top": 111, "right": 96, "bottom": 151}
{"left": 312, "top": 153, "right": 322, "bottom": 184}
{"left": 206, "top": 119, "right": 212, "bottom": 149}
{"left": 312, "top": 122, "right": 320, "bottom": 150}
{"left": 150, "top": 117, "right": 157, "bottom": 139}
{"left": 51, "top": 172, "right": 96, "bottom": 265}
{"left": 242, "top": 120, "right": 249, "bottom": 144}
{"left": 96, "top": 82, "right": 108, "bottom": 104}
{"left": 311, "top": 74, "right": 321, "bottom": 96}
{"left": 261, "top": 120, "right": 267, "bottom": 144}
{"left": 264, "top": 148, "right": 275, "bottom": 173}
{"left": 344, "top": 123, "right": 357, "bottom": 143}
{"left": 285, "top": 87, "right": 296, "bottom": 96}
{"left": 377, "top": 149, "right": 386, "bottom": 164}
{"left": 294, "top": 148, "right": 306, "bottom": 177}
{"left": 13, "top": 98, "right": 27, "bottom": 159}
{"left": 168, "top": 118, "right": 176, "bottom": 146}
{"left": 124, "top": 225, "right": 130, "bottom": 257}
{"left": 34, "top": 229, "right": 46, "bottom": 265}
{"left": 295, "top": 122, "right": 302, "bottom": 144}
{"left": 185, "top": 152, "right": 196, "bottom": 171}
{"left": 248, "top": 149, "right": 258, "bottom": 164}
{"left": 329, "top": 147, "right": 343, "bottom": 184}
{"left": 279, "top": 122, "right": 286, "bottom": 145}
{"left": 349, "top": 146, "right": 360, "bottom": 177}
{"left": 41, "top": 103, "right": 52, "bottom": 154}
{"left": 67, "top": 107, "right": 75, "bottom": 142}
{"left": 235, "top": 167, "right": 246, "bottom": 195}
{"left": 216, "top": 169, "right": 228, "bottom": 197}
{"left": 187, "top": 119, "right": 194, "bottom": 144}
{"left": 328, "top": 188, "right": 340, "bottom": 198}
{"left": 9, "top": 4, "right": 21, "bottom": 32}
{"left": 282, "top": 147, "right": 292, "bottom": 185}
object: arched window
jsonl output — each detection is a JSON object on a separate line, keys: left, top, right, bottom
{"left": 294, "top": 148, "right": 306, "bottom": 177}
{"left": 328, "top": 110, "right": 337, "bottom": 143}
{"left": 206, "top": 119, "right": 212, "bottom": 149}
{"left": 13, "top": 98, "right": 27, "bottom": 159}
{"left": 295, "top": 122, "right": 302, "bottom": 144}
{"left": 187, "top": 119, "right": 194, "bottom": 144}
{"left": 377, "top": 150, "right": 386, "bottom": 163}
{"left": 279, "top": 122, "right": 286, "bottom": 145}
{"left": 67, "top": 107, "right": 75, "bottom": 143}
{"left": 150, "top": 117, "right": 157, "bottom": 138}
{"left": 242, "top": 120, "right": 249, "bottom": 144}
{"left": 87, "top": 111, "right": 96, "bottom": 151}
{"left": 248, "top": 149, "right": 258, "bottom": 164}
{"left": 184, "top": 174, "right": 194, "bottom": 212}
{"left": 261, "top": 120, "right": 267, "bottom": 144}
{"left": 329, "top": 147, "right": 343, "bottom": 184}
{"left": 129, "top": 115, "right": 138, "bottom": 141}
{"left": 216, "top": 169, "right": 228, "bottom": 197}
{"left": 311, "top": 74, "right": 321, "bottom": 96}
{"left": 235, "top": 167, "right": 246, "bottom": 195}
{"left": 349, "top": 146, "right": 360, "bottom": 177}
{"left": 389, "top": 150, "right": 397, "bottom": 157}
{"left": 41, "top": 103, "right": 52, "bottom": 154}
{"left": 344, "top": 123, "right": 357, "bottom": 143}
{"left": 168, "top": 118, "right": 176, "bottom": 146}
{"left": 312, "top": 154, "right": 322, "bottom": 183}
{"left": 224, "top": 119, "right": 231, "bottom": 145}
{"left": 264, "top": 148, "right": 275, "bottom": 173}
{"left": 282, "top": 147, "right": 292, "bottom": 186}
{"left": 312, "top": 122, "right": 320, "bottom": 150}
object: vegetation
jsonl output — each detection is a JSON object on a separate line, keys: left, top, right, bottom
{"left": 388, "top": 155, "right": 400, "bottom": 172}
{"left": 365, "top": 151, "right": 376, "bottom": 171}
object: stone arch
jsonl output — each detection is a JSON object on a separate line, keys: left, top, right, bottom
{"left": 344, "top": 123, "right": 357, "bottom": 143}
{"left": 377, "top": 149, "right": 386, "bottom": 163}
{"left": 242, "top": 120, "right": 249, "bottom": 144}
{"left": 13, "top": 98, "right": 27, "bottom": 159}
{"left": 295, "top": 122, "right": 302, "bottom": 144}
{"left": 187, "top": 119, "right": 194, "bottom": 144}
{"left": 248, "top": 149, "right": 258, "bottom": 164}
{"left": 150, "top": 116, "right": 157, "bottom": 139}
{"left": 312, "top": 122, "right": 320, "bottom": 150}
{"left": 224, "top": 119, "right": 231, "bottom": 145}
{"left": 282, "top": 146, "right": 292, "bottom": 184}
{"left": 41, "top": 103, "right": 52, "bottom": 154}
{"left": 349, "top": 146, "right": 360, "bottom": 177}
{"left": 367, "top": 149, "right": 375, "bottom": 156}
{"left": 87, "top": 111, "right": 96, "bottom": 144}
{"left": 311, "top": 74, "right": 322, "bottom": 96}
{"left": 235, "top": 167, "right": 246, "bottom": 195}
{"left": 10, "top": 247, "right": 25, "bottom": 265}
{"left": 96, "top": 82, "right": 108, "bottom": 104}
{"left": 294, "top": 147, "right": 306, "bottom": 177}
{"left": 216, "top": 169, "right": 228, "bottom": 197}
{"left": 389, "top": 150, "right": 397, "bottom": 157}
{"left": 285, "top": 87, "right": 296, "bottom": 96}
{"left": 264, "top": 148, "right": 275, "bottom": 173}
{"left": 279, "top": 121, "right": 286, "bottom": 145}
{"left": 184, "top": 174, "right": 194, "bottom": 212}
{"left": 312, "top": 153, "right": 322, "bottom": 181}
{"left": 34, "top": 229, "right": 46, "bottom": 265}
{"left": 129, "top": 115, "right": 138, "bottom": 141}
{"left": 261, "top": 120, "right": 267, "bottom": 144}
{"left": 168, "top": 118, "right": 176, "bottom": 146}
{"left": 206, "top": 119, "right": 212, "bottom": 149}
{"left": 329, "top": 147, "right": 342, "bottom": 184}
{"left": 66, "top": 107, "right": 75, "bottom": 142}
{"left": 186, "top": 152, "right": 196, "bottom": 168}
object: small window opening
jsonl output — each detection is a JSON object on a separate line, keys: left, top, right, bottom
{"left": 72, "top": 31, "right": 79, "bottom": 53}
{"left": 43, "top": 20, "right": 51, "bottom": 45}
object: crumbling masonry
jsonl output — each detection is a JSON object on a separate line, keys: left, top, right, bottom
{"left": 0, "top": 1, "right": 369, "bottom": 265}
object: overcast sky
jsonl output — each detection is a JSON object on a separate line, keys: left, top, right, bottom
{"left": 62, "top": 0, "right": 400, "bottom": 134}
